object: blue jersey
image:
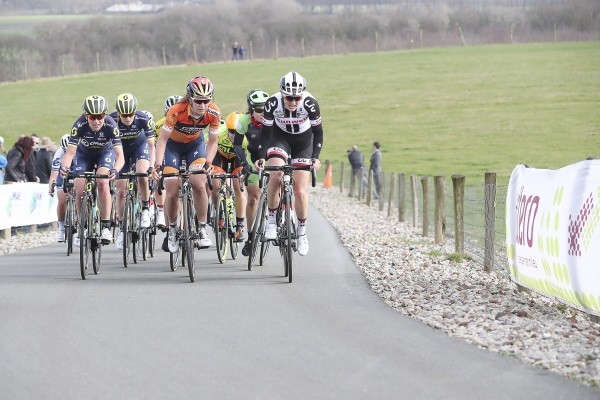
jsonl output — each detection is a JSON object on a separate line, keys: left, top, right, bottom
{"left": 68, "top": 114, "right": 122, "bottom": 157}
{"left": 109, "top": 110, "right": 154, "bottom": 156}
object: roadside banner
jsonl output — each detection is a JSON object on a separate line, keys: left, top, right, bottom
{"left": 0, "top": 183, "right": 57, "bottom": 230}
{"left": 506, "top": 160, "right": 600, "bottom": 316}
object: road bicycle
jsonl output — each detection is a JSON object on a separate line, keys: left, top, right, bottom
{"left": 210, "top": 171, "right": 243, "bottom": 264}
{"left": 78, "top": 172, "right": 110, "bottom": 280}
{"left": 159, "top": 166, "right": 212, "bottom": 283}
{"left": 62, "top": 174, "right": 77, "bottom": 256}
{"left": 51, "top": 174, "right": 77, "bottom": 256}
{"left": 247, "top": 170, "right": 270, "bottom": 271}
{"left": 260, "top": 163, "right": 316, "bottom": 283}
{"left": 146, "top": 177, "right": 158, "bottom": 258}
{"left": 117, "top": 171, "right": 149, "bottom": 268}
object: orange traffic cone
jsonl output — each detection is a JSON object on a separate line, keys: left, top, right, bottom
{"left": 323, "top": 164, "right": 333, "bottom": 188}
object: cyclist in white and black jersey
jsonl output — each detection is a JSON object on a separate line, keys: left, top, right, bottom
{"left": 256, "top": 71, "right": 323, "bottom": 256}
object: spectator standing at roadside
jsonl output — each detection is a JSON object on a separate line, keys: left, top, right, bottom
{"left": 35, "top": 137, "right": 53, "bottom": 184}
{"left": 232, "top": 41, "right": 240, "bottom": 61}
{"left": 4, "top": 136, "right": 37, "bottom": 183}
{"left": 369, "top": 141, "right": 382, "bottom": 199}
{"left": 0, "top": 153, "right": 6, "bottom": 184}
{"left": 347, "top": 145, "right": 366, "bottom": 196}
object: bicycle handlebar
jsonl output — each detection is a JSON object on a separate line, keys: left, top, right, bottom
{"left": 258, "top": 164, "right": 317, "bottom": 188}
{"left": 157, "top": 168, "right": 213, "bottom": 195}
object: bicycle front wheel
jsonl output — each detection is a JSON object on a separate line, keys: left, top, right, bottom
{"left": 182, "top": 195, "right": 195, "bottom": 282}
{"left": 215, "top": 195, "right": 228, "bottom": 264}
{"left": 79, "top": 197, "right": 92, "bottom": 280}
{"left": 248, "top": 193, "right": 266, "bottom": 271}
{"left": 283, "top": 194, "right": 293, "bottom": 283}
{"left": 122, "top": 196, "right": 133, "bottom": 268}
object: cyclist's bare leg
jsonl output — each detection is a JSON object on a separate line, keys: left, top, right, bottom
{"left": 190, "top": 173, "right": 209, "bottom": 224}
{"left": 74, "top": 178, "right": 85, "bottom": 215}
{"left": 209, "top": 177, "right": 221, "bottom": 209}
{"left": 292, "top": 170, "right": 310, "bottom": 220}
{"left": 57, "top": 190, "right": 67, "bottom": 221}
{"left": 266, "top": 157, "right": 285, "bottom": 209}
{"left": 115, "top": 179, "right": 127, "bottom": 221}
{"left": 136, "top": 159, "right": 151, "bottom": 202}
{"left": 96, "top": 167, "right": 112, "bottom": 219}
{"left": 245, "top": 184, "right": 260, "bottom": 231}
{"left": 233, "top": 177, "right": 246, "bottom": 220}
{"left": 164, "top": 178, "right": 181, "bottom": 225}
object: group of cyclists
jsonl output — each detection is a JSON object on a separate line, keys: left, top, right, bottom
{"left": 50, "top": 70, "right": 324, "bottom": 266}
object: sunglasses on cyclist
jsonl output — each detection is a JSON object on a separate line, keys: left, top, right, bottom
{"left": 284, "top": 96, "right": 302, "bottom": 102}
{"left": 87, "top": 113, "right": 105, "bottom": 121}
{"left": 120, "top": 113, "right": 135, "bottom": 118}
{"left": 191, "top": 98, "right": 211, "bottom": 105}
{"left": 253, "top": 107, "right": 264, "bottom": 113}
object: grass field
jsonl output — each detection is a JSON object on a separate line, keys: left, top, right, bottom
{"left": 1, "top": 42, "right": 598, "bottom": 184}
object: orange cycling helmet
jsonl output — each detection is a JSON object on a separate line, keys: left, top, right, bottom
{"left": 225, "top": 112, "right": 243, "bottom": 131}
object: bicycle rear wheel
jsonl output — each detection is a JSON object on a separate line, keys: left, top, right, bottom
{"left": 229, "top": 198, "right": 239, "bottom": 260}
{"left": 65, "top": 197, "right": 75, "bottom": 256}
{"left": 215, "top": 195, "right": 228, "bottom": 264}
{"left": 148, "top": 203, "right": 157, "bottom": 257}
{"left": 92, "top": 238, "right": 101, "bottom": 275}
{"left": 182, "top": 195, "right": 195, "bottom": 282}
{"left": 79, "top": 197, "right": 92, "bottom": 280}
{"left": 132, "top": 201, "right": 141, "bottom": 264}
{"left": 283, "top": 194, "right": 293, "bottom": 283}
{"left": 248, "top": 193, "right": 266, "bottom": 271}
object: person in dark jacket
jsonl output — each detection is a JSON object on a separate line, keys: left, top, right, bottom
{"left": 35, "top": 136, "right": 53, "bottom": 183}
{"left": 347, "top": 145, "right": 367, "bottom": 196}
{"left": 5, "top": 136, "right": 37, "bottom": 183}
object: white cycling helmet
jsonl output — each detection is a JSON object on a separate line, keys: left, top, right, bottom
{"left": 60, "top": 133, "right": 70, "bottom": 150}
{"left": 280, "top": 71, "right": 306, "bottom": 97}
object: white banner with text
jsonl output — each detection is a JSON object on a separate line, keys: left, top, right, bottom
{"left": 0, "top": 183, "right": 57, "bottom": 230}
{"left": 506, "top": 160, "right": 600, "bottom": 316}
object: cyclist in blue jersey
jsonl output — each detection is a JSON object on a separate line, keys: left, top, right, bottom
{"left": 109, "top": 93, "right": 155, "bottom": 250}
{"left": 60, "top": 95, "right": 125, "bottom": 244}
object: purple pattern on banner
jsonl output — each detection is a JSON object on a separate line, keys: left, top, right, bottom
{"left": 568, "top": 193, "right": 594, "bottom": 257}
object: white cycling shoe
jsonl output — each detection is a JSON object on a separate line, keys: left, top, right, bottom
{"left": 264, "top": 222, "right": 277, "bottom": 240}
{"left": 297, "top": 235, "right": 309, "bottom": 256}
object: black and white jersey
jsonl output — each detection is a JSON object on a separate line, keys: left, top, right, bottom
{"left": 262, "top": 92, "right": 322, "bottom": 135}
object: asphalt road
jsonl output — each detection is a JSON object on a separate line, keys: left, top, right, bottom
{"left": 0, "top": 206, "right": 598, "bottom": 400}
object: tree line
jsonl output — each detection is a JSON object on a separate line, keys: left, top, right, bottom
{"left": 0, "top": 0, "right": 597, "bottom": 82}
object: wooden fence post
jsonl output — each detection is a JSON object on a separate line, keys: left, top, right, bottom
{"left": 410, "top": 175, "right": 418, "bottom": 229}
{"left": 452, "top": 174, "right": 465, "bottom": 254}
{"left": 366, "top": 170, "right": 373, "bottom": 206}
{"left": 387, "top": 172, "right": 395, "bottom": 218}
{"left": 378, "top": 171, "right": 385, "bottom": 211}
{"left": 434, "top": 176, "right": 446, "bottom": 245}
{"left": 421, "top": 176, "right": 429, "bottom": 237}
{"left": 484, "top": 172, "right": 497, "bottom": 272}
{"left": 398, "top": 173, "right": 406, "bottom": 222}
{"left": 348, "top": 165, "right": 355, "bottom": 197}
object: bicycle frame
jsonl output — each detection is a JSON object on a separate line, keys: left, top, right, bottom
{"left": 159, "top": 167, "right": 212, "bottom": 283}
{"left": 77, "top": 172, "right": 109, "bottom": 280}
{"left": 259, "top": 163, "right": 316, "bottom": 283}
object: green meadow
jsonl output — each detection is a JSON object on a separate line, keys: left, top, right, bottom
{"left": 1, "top": 42, "right": 598, "bottom": 184}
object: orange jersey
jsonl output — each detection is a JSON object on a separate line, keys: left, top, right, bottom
{"left": 162, "top": 101, "right": 221, "bottom": 144}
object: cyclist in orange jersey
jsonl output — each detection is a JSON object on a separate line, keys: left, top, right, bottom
{"left": 154, "top": 76, "right": 221, "bottom": 253}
